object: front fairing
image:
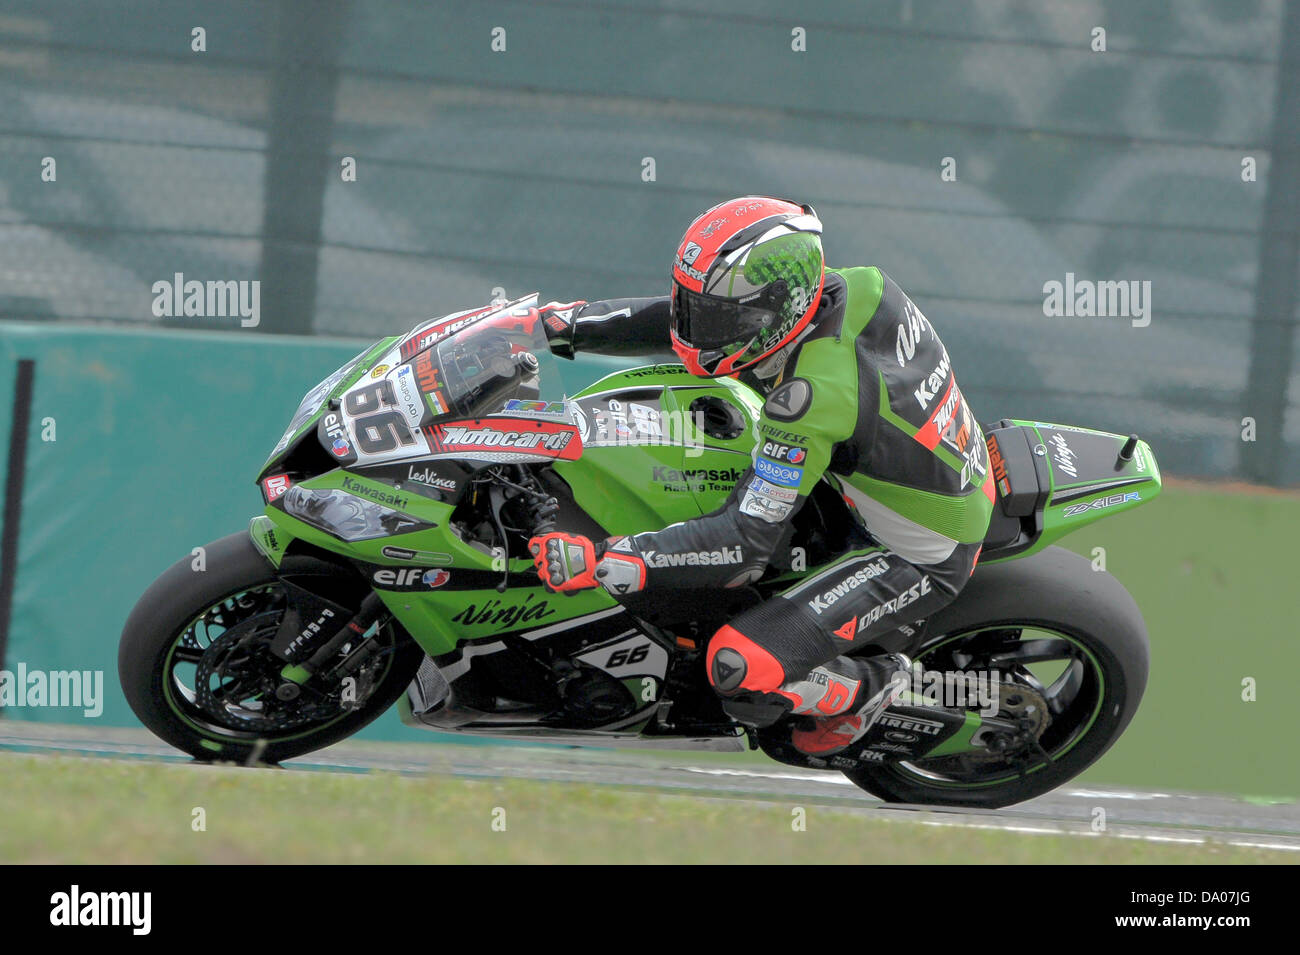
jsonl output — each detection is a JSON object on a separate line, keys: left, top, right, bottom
{"left": 258, "top": 336, "right": 397, "bottom": 481}
{"left": 327, "top": 294, "right": 574, "bottom": 470}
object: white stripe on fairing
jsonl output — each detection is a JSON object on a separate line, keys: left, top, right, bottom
{"left": 438, "top": 606, "right": 627, "bottom": 683}
{"left": 840, "top": 482, "right": 959, "bottom": 565}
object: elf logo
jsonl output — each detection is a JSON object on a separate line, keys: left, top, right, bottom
{"left": 761, "top": 440, "right": 806, "bottom": 464}
{"left": 373, "top": 567, "right": 452, "bottom": 588}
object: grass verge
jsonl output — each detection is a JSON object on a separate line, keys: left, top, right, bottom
{"left": 0, "top": 753, "right": 1291, "bottom": 864}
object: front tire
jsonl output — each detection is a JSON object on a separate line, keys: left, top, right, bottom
{"left": 843, "top": 546, "right": 1149, "bottom": 809}
{"left": 119, "top": 532, "right": 423, "bottom": 764}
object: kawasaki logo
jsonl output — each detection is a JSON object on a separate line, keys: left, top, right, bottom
{"left": 642, "top": 547, "right": 742, "bottom": 568}
{"left": 913, "top": 348, "right": 951, "bottom": 410}
{"left": 653, "top": 466, "right": 743, "bottom": 483}
{"left": 806, "top": 559, "right": 891, "bottom": 614}
{"left": 341, "top": 476, "right": 408, "bottom": 511}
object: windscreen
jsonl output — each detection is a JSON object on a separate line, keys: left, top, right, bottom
{"left": 327, "top": 296, "right": 575, "bottom": 467}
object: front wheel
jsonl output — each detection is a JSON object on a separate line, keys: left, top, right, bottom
{"left": 119, "top": 532, "right": 424, "bottom": 764}
{"left": 843, "top": 546, "right": 1149, "bottom": 809}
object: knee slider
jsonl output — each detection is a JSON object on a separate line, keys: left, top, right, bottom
{"left": 706, "top": 625, "right": 786, "bottom": 696}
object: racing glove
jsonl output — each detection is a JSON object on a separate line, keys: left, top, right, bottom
{"left": 528, "top": 532, "right": 646, "bottom": 596}
{"left": 537, "top": 300, "right": 588, "bottom": 359}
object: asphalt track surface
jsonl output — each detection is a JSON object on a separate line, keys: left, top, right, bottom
{"left": 2, "top": 721, "right": 1297, "bottom": 854}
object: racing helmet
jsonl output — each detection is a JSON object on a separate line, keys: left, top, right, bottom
{"left": 669, "top": 196, "right": 825, "bottom": 377}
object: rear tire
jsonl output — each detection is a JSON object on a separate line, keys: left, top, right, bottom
{"left": 843, "top": 546, "right": 1149, "bottom": 809}
{"left": 119, "top": 532, "right": 423, "bottom": 764}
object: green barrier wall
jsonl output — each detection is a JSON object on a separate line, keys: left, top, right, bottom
{"left": 0, "top": 323, "right": 627, "bottom": 742}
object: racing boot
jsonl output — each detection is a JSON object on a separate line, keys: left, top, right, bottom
{"left": 789, "top": 652, "right": 912, "bottom": 756}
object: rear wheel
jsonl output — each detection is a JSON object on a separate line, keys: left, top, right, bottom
{"left": 119, "top": 532, "right": 423, "bottom": 763}
{"left": 843, "top": 546, "right": 1149, "bottom": 808}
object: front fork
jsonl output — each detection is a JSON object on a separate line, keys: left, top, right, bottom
{"left": 248, "top": 516, "right": 396, "bottom": 697}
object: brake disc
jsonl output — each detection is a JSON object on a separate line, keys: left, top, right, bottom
{"left": 194, "top": 624, "right": 327, "bottom": 732}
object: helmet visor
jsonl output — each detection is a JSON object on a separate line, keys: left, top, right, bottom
{"left": 671, "top": 284, "right": 778, "bottom": 350}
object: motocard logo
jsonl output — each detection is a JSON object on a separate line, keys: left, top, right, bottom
{"left": 642, "top": 547, "right": 742, "bottom": 568}
{"left": 806, "top": 558, "right": 891, "bottom": 614}
{"left": 424, "top": 419, "right": 582, "bottom": 460}
{"left": 1063, "top": 491, "right": 1140, "bottom": 517}
{"left": 761, "top": 440, "right": 807, "bottom": 464}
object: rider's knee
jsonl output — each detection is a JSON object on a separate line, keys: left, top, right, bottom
{"left": 705, "top": 624, "right": 787, "bottom": 696}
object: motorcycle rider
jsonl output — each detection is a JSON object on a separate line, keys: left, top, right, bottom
{"left": 527, "top": 196, "right": 994, "bottom": 756}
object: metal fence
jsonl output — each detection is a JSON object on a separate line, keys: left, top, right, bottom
{"left": 0, "top": 0, "right": 1297, "bottom": 483}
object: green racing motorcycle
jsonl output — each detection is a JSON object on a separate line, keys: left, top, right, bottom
{"left": 119, "top": 294, "right": 1159, "bottom": 808}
